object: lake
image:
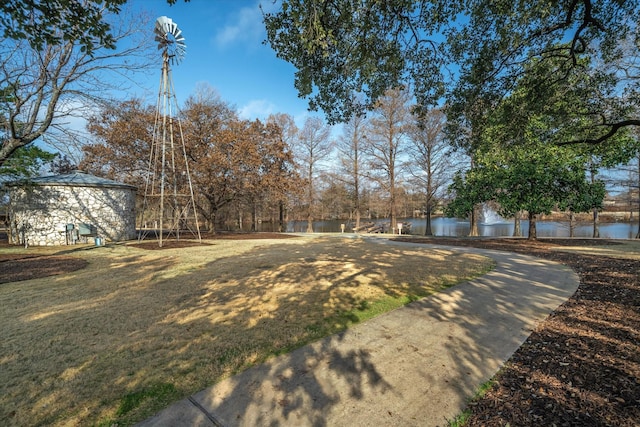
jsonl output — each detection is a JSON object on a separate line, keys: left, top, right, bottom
{"left": 284, "top": 217, "right": 639, "bottom": 239}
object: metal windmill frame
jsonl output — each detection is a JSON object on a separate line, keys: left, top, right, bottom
{"left": 139, "top": 16, "right": 201, "bottom": 247}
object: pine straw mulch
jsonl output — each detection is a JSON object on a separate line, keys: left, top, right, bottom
{"left": 399, "top": 237, "right": 640, "bottom": 427}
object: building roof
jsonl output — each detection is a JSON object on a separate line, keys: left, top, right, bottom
{"left": 6, "top": 170, "right": 136, "bottom": 190}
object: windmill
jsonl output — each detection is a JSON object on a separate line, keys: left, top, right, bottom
{"left": 139, "top": 16, "right": 201, "bottom": 247}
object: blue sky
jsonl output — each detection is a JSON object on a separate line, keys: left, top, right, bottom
{"left": 130, "top": 0, "right": 314, "bottom": 125}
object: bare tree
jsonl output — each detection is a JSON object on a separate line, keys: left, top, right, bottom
{"left": 266, "top": 113, "right": 300, "bottom": 231}
{"left": 335, "top": 112, "right": 367, "bottom": 230}
{"left": 293, "top": 116, "right": 333, "bottom": 233}
{"left": 364, "top": 87, "right": 411, "bottom": 233}
{"left": 0, "top": 6, "right": 154, "bottom": 167}
{"left": 267, "top": 113, "right": 298, "bottom": 148}
{"left": 407, "top": 107, "right": 462, "bottom": 235}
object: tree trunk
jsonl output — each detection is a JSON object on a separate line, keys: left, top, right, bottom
{"left": 593, "top": 208, "right": 600, "bottom": 238}
{"left": 569, "top": 212, "right": 576, "bottom": 238}
{"left": 251, "top": 203, "right": 257, "bottom": 232}
{"left": 528, "top": 212, "right": 537, "bottom": 240}
{"left": 637, "top": 158, "right": 640, "bottom": 239}
{"left": 278, "top": 201, "right": 285, "bottom": 232}
{"left": 468, "top": 204, "right": 479, "bottom": 236}
{"left": 424, "top": 204, "right": 433, "bottom": 236}
{"left": 389, "top": 193, "right": 397, "bottom": 234}
{"left": 306, "top": 212, "right": 314, "bottom": 233}
{"left": 208, "top": 209, "right": 217, "bottom": 234}
{"left": 355, "top": 208, "right": 361, "bottom": 231}
{"left": 513, "top": 212, "right": 521, "bottom": 237}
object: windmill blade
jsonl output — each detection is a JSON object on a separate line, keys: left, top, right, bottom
{"left": 153, "top": 15, "right": 186, "bottom": 64}
{"left": 155, "top": 16, "right": 170, "bottom": 36}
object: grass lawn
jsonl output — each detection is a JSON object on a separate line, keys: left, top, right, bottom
{"left": 0, "top": 235, "right": 492, "bottom": 426}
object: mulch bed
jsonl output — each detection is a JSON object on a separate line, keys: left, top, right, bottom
{"left": 399, "top": 237, "right": 640, "bottom": 427}
{"left": 0, "top": 255, "right": 89, "bottom": 284}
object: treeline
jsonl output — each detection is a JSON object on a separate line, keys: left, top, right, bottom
{"left": 75, "top": 85, "right": 462, "bottom": 233}
{"left": 76, "top": 82, "right": 640, "bottom": 238}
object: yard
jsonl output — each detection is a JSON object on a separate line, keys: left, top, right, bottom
{"left": 0, "top": 234, "right": 492, "bottom": 426}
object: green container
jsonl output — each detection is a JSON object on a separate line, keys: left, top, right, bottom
{"left": 78, "top": 223, "right": 96, "bottom": 236}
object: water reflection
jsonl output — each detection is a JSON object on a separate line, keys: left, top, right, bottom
{"left": 282, "top": 218, "right": 639, "bottom": 239}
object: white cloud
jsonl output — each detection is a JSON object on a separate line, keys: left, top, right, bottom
{"left": 214, "top": 3, "right": 266, "bottom": 48}
{"left": 238, "top": 99, "right": 277, "bottom": 120}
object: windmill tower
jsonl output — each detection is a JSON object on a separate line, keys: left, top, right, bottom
{"left": 139, "top": 16, "right": 201, "bottom": 247}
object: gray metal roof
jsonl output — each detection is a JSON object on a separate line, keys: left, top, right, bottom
{"left": 6, "top": 170, "right": 136, "bottom": 190}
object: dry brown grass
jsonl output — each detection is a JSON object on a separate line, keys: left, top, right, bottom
{"left": 0, "top": 235, "right": 492, "bottom": 426}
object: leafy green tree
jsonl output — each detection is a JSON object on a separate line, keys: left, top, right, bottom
{"left": 446, "top": 1, "right": 640, "bottom": 146}
{"left": 0, "top": 0, "right": 127, "bottom": 54}
{"left": 447, "top": 53, "right": 615, "bottom": 239}
{"left": 558, "top": 166, "right": 606, "bottom": 237}
{"left": 447, "top": 143, "right": 599, "bottom": 240}
{"left": 495, "top": 146, "right": 596, "bottom": 239}
{"left": 263, "top": 0, "right": 454, "bottom": 123}
{"left": 0, "top": 145, "right": 55, "bottom": 179}
{"left": 445, "top": 166, "right": 494, "bottom": 224}
{"left": 264, "top": 1, "right": 639, "bottom": 146}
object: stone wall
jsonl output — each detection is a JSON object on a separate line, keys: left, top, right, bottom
{"left": 8, "top": 184, "right": 136, "bottom": 246}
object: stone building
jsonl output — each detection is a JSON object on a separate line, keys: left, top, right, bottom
{"left": 7, "top": 171, "right": 137, "bottom": 246}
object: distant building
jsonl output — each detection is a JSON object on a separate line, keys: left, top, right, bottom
{"left": 7, "top": 170, "right": 136, "bottom": 246}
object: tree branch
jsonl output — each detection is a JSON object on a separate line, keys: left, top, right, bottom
{"left": 559, "top": 120, "right": 640, "bottom": 145}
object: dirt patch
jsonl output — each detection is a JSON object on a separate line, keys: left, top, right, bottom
{"left": 398, "top": 237, "right": 640, "bottom": 427}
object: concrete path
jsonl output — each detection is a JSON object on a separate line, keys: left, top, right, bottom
{"left": 137, "top": 239, "right": 579, "bottom": 427}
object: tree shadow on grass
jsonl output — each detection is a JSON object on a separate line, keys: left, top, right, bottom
{"left": 135, "top": 242, "right": 581, "bottom": 426}
{"left": 2, "top": 237, "right": 555, "bottom": 426}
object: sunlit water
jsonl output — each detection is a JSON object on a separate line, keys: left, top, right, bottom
{"left": 281, "top": 218, "right": 639, "bottom": 239}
